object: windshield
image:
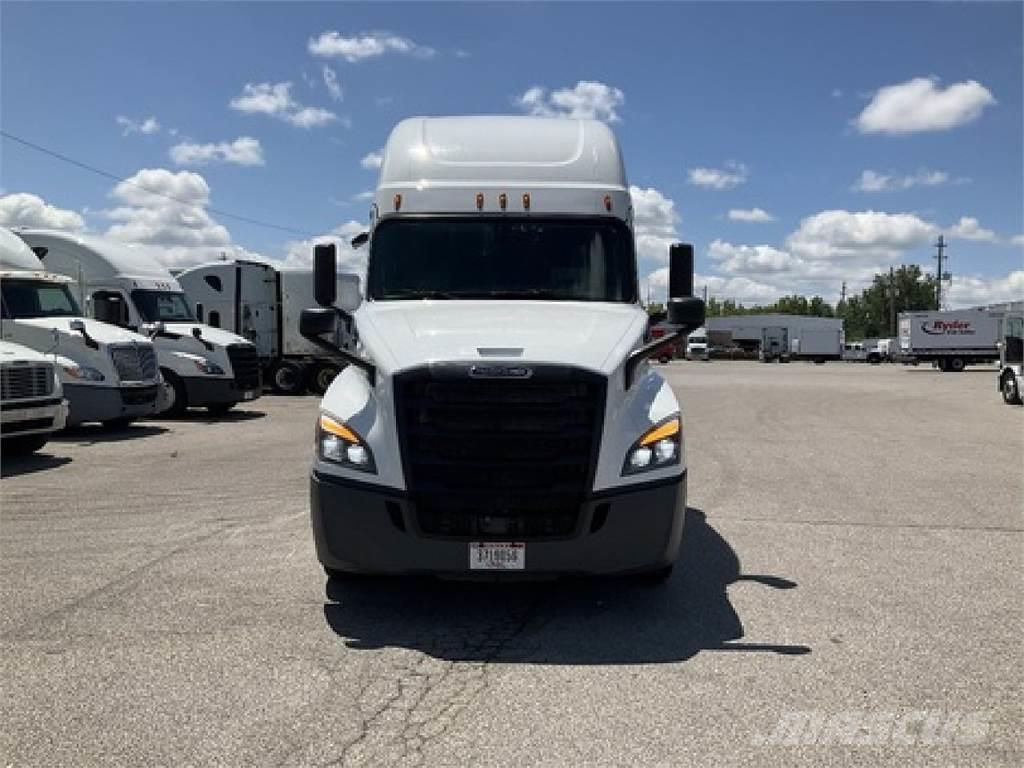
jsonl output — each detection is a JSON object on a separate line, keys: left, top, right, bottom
{"left": 690, "top": 336, "right": 708, "bottom": 344}
{"left": 367, "top": 217, "right": 637, "bottom": 302}
{"left": 131, "top": 290, "right": 195, "bottom": 322}
{"left": 1, "top": 279, "right": 82, "bottom": 318}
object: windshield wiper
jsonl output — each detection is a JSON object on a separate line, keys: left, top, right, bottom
{"left": 378, "top": 289, "right": 461, "bottom": 300}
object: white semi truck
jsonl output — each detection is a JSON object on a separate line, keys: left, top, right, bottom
{"left": 899, "top": 308, "right": 1004, "bottom": 372}
{"left": 0, "top": 340, "right": 68, "bottom": 454}
{"left": 685, "top": 327, "right": 709, "bottom": 361}
{"left": 17, "top": 231, "right": 262, "bottom": 415}
{"left": 997, "top": 311, "right": 1023, "bottom": 405}
{"left": 0, "top": 227, "right": 162, "bottom": 427}
{"left": 298, "top": 116, "right": 704, "bottom": 581}
{"left": 177, "top": 260, "right": 360, "bottom": 395}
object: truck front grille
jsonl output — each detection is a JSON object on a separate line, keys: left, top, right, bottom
{"left": 109, "top": 344, "right": 158, "bottom": 383}
{"left": 119, "top": 385, "right": 159, "bottom": 406}
{"left": 394, "top": 366, "right": 606, "bottom": 540}
{"left": 227, "top": 344, "right": 261, "bottom": 390}
{"left": 1, "top": 364, "right": 54, "bottom": 401}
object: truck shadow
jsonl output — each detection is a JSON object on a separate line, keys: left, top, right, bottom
{"left": 322, "top": 508, "right": 810, "bottom": 665}
{"left": 52, "top": 423, "right": 168, "bottom": 445}
{"left": 0, "top": 452, "right": 72, "bottom": 478}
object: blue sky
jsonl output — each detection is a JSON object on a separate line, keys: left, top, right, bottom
{"left": 2, "top": 1, "right": 1021, "bottom": 306}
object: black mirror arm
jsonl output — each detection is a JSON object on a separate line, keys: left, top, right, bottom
{"left": 624, "top": 330, "right": 682, "bottom": 390}
{"left": 300, "top": 329, "right": 377, "bottom": 387}
{"left": 75, "top": 327, "right": 100, "bottom": 350}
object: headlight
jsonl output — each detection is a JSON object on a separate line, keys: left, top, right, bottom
{"left": 317, "top": 414, "right": 376, "bottom": 473}
{"left": 193, "top": 358, "right": 225, "bottom": 375}
{"left": 623, "top": 415, "right": 681, "bottom": 475}
{"left": 61, "top": 363, "right": 105, "bottom": 382}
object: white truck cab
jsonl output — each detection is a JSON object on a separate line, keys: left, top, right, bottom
{"left": 686, "top": 327, "right": 709, "bottom": 361}
{"left": 998, "top": 312, "right": 1023, "bottom": 405}
{"left": 300, "top": 116, "right": 704, "bottom": 580}
{"left": 0, "top": 227, "right": 162, "bottom": 427}
{"left": 16, "top": 231, "right": 261, "bottom": 415}
{"left": 0, "top": 339, "right": 68, "bottom": 454}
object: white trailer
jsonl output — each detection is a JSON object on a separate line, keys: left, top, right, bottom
{"left": 790, "top": 328, "right": 842, "bottom": 362}
{"left": 899, "top": 309, "right": 1004, "bottom": 372}
{"left": 0, "top": 340, "right": 68, "bottom": 454}
{"left": 299, "top": 115, "right": 705, "bottom": 581}
{"left": 17, "top": 230, "right": 262, "bottom": 415}
{"left": 177, "top": 260, "right": 360, "bottom": 394}
{"left": 0, "top": 228, "right": 162, "bottom": 428}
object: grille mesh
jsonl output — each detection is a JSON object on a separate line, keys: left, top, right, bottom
{"left": 227, "top": 344, "right": 261, "bottom": 390}
{"left": 109, "top": 344, "right": 157, "bottom": 383}
{"left": 1, "top": 364, "right": 54, "bottom": 401}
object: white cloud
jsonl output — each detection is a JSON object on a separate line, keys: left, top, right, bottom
{"left": 947, "top": 216, "right": 997, "bottom": 243}
{"left": 786, "top": 209, "right": 937, "bottom": 262}
{"left": 727, "top": 207, "right": 775, "bottom": 223}
{"left": 229, "top": 81, "right": 338, "bottom": 128}
{"left": 629, "top": 185, "right": 681, "bottom": 274}
{"left": 116, "top": 115, "right": 160, "bottom": 136}
{"left": 352, "top": 191, "right": 375, "bottom": 202}
{"left": 946, "top": 271, "right": 1024, "bottom": 308}
{"left": 852, "top": 168, "right": 950, "bottom": 192}
{"left": 322, "top": 65, "right": 342, "bottom": 101}
{"left": 360, "top": 150, "right": 383, "bottom": 170}
{"left": 687, "top": 162, "right": 748, "bottom": 190}
{"left": 308, "top": 31, "right": 434, "bottom": 63}
{"left": 169, "top": 137, "right": 265, "bottom": 167}
{"left": 1011, "top": 234, "right": 1024, "bottom": 248}
{"left": 516, "top": 81, "right": 625, "bottom": 122}
{"left": 855, "top": 77, "right": 996, "bottom": 135}
{"left": 709, "top": 240, "right": 795, "bottom": 274}
{"left": 283, "top": 221, "right": 368, "bottom": 280}
{"left": 0, "top": 192, "right": 86, "bottom": 231}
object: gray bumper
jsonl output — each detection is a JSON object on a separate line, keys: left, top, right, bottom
{"left": 310, "top": 471, "right": 686, "bottom": 576}
{"left": 183, "top": 376, "right": 261, "bottom": 407}
{"left": 64, "top": 383, "right": 159, "bottom": 427}
{"left": 0, "top": 397, "right": 68, "bottom": 436}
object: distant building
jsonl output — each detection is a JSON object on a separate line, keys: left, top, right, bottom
{"left": 706, "top": 314, "right": 843, "bottom": 352}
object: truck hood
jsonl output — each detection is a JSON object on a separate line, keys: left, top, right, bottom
{"left": 15, "top": 316, "right": 151, "bottom": 345}
{"left": 161, "top": 322, "right": 251, "bottom": 349}
{"left": 357, "top": 301, "right": 647, "bottom": 375}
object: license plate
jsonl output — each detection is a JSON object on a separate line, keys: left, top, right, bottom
{"left": 242, "top": 390, "right": 256, "bottom": 401}
{"left": 469, "top": 542, "right": 525, "bottom": 571}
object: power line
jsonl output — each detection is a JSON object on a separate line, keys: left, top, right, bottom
{"left": 1, "top": 130, "right": 318, "bottom": 238}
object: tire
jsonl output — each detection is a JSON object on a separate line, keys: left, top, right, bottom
{"left": 633, "top": 564, "right": 674, "bottom": 585}
{"left": 949, "top": 357, "right": 966, "bottom": 373}
{"left": 160, "top": 368, "right": 188, "bottom": 416}
{"left": 269, "top": 360, "right": 306, "bottom": 395}
{"left": 101, "top": 417, "right": 135, "bottom": 430}
{"left": 309, "top": 362, "right": 342, "bottom": 396}
{"left": 1, "top": 434, "right": 49, "bottom": 455}
{"left": 207, "top": 402, "right": 235, "bottom": 416}
{"left": 1002, "top": 372, "right": 1023, "bottom": 405}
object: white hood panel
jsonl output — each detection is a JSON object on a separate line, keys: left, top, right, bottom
{"left": 358, "top": 301, "right": 646, "bottom": 376}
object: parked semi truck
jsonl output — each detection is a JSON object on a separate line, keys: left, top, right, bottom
{"left": 789, "top": 328, "right": 842, "bottom": 363}
{"left": 0, "top": 227, "right": 162, "bottom": 427}
{"left": 760, "top": 326, "right": 789, "bottom": 362}
{"left": 177, "top": 260, "right": 360, "bottom": 395}
{"left": 899, "top": 308, "right": 1004, "bottom": 372}
{"left": 998, "top": 311, "right": 1023, "bottom": 405}
{"left": 299, "top": 116, "right": 705, "bottom": 581}
{"left": 0, "top": 340, "right": 68, "bottom": 454}
{"left": 686, "top": 327, "right": 709, "bottom": 361}
{"left": 17, "top": 230, "right": 261, "bottom": 415}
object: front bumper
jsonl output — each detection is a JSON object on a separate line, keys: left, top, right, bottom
{"left": 64, "top": 383, "right": 159, "bottom": 426}
{"left": 0, "top": 397, "right": 68, "bottom": 436}
{"left": 310, "top": 471, "right": 687, "bottom": 576}
{"left": 183, "top": 376, "right": 261, "bottom": 407}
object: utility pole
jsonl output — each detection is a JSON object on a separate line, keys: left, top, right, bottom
{"left": 888, "top": 266, "right": 898, "bottom": 337}
{"left": 839, "top": 281, "right": 847, "bottom": 306}
{"left": 934, "top": 235, "right": 947, "bottom": 309}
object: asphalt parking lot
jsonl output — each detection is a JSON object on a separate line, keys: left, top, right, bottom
{"left": 2, "top": 362, "right": 1021, "bottom": 767}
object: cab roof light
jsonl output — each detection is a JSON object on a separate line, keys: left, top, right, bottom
{"left": 498, "top": 193, "right": 508, "bottom": 211}
{"left": 522, "top": 193, "right": 531, "bottom": 210}
{"left": 639, "top": 418, "right": 680, "bottom": 447}
{"left": 476, "top": 193, "right": 485, "bottom": 211}
{"left": 603, "top": 194, "right": 613, "bottom": 212}
{"left": 393, "top": 194, "right": 402, "bottom": 211}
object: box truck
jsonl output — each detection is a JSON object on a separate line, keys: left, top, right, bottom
{"left": 177, "top": 260, "right": 360, "bottom": 394}
{"left": 17, "top": 231, "right": 261, "bottom": 414}
{"left": 299, "top": 116, "right": 705, "bottom": 581}
{"left": 0, "top": 340, "right": 69, "bottom": 454}
{"left": 899, "top": 309, "right": 1004, "bottom": 372}
{"left": 0, "top": 227, "right": 162, "bottom": 427}
{"left": 790, "top": 328, "right": 842, "bottom": 363}
{"left": 997, "top": 311, "right": 1023, "bottom": 405}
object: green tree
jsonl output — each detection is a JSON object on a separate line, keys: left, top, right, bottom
{"left": 838, "top": 265, "right": 938, "bottom": 340}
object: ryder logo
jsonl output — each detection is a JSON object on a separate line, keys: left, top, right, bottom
{"left": 922, "top": 320, "right": 975, "bottom": 336}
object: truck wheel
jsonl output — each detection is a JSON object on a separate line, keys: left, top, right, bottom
{"left": 270, "top": 361, "right": 305, "bottom": 395}
{"left": 309, "top": 363, "right": 341, "bottom": 396}
{"left": 949, "top": 357, "right": 966, "bottom": 373}
{"left": 1, "top": 434, "right": 49, "bottom": 455}
{"left": 159, "top": 369, "right": 188, "bottom": 416}
{"left": 1002, "top": 372, "right": 1023, "bottom": 405}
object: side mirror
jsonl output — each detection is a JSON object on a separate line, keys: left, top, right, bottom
{"left": 300, "top": 308, "right": 337, "bottom": 338}
{"left": 69, "top": 319, "right": 86, "bottom": 333}
{"left": 314, "top": 243, "right": 337, "bottom": 307}
{"left": 142, "top": 321, "right": 165, "bottom": 338}
{"left": 350, "top": 232, "right": 369, "bottom": 249}
{"left": 667, "top": 297, "right": 705, "bottom": 334}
